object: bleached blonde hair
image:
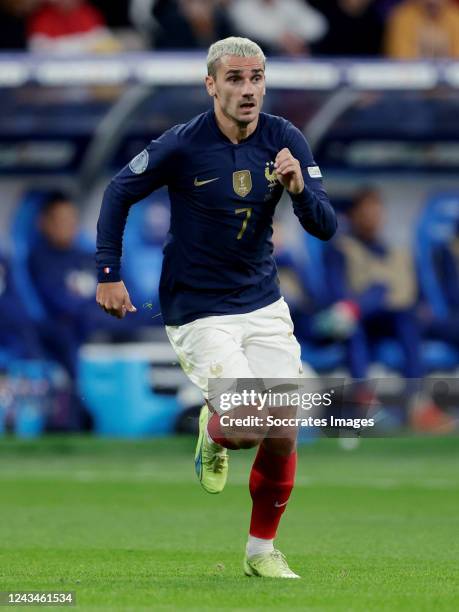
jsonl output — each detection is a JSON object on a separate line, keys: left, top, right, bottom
{"left": 207, "top": 37, "right": 266, "bottom": 78}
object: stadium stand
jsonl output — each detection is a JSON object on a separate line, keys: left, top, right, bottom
{"left": 415, "top": 192, "right": 459, "bottom": 369}
{"left": 1, "top": 51, "right": 459, "bottom": 434}
{"left": 227, "top": 0, "right": 327, "bottom": 56}
{"left": 385, "top": 0, "right": 459, "bottom": 59}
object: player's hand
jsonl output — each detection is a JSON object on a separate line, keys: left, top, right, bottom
{"left": 96, "top": 281, "right": 137, "bottom": 319}
{"left": 274, "top": 148, "right": 304, "bottom": 195}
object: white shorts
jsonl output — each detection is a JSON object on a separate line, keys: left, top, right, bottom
{"left": 166, "top": 297, "right": 306, "bottom": 399}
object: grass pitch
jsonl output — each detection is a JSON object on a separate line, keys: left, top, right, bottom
{"left": 0, "top": 435, "right": 458, "bottom": 611}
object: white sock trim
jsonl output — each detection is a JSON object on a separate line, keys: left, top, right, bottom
{"left": 246, "top": 535, "right": 274, "bottom": 558}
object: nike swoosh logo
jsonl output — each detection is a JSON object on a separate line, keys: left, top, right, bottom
{"left": 274, "top": 500, "right": 288, "bottom": 508}
{"left": 194, "top": 177, "right": 220, "bottom": 187}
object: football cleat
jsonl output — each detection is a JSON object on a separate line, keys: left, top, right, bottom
{"left": 243, "top": 549, "right": 300, "bottom": 579}
{"left": 194, "top": 405, "right": 228, "bottom": 494}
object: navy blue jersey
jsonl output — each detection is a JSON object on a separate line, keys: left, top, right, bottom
{"left": 96, "top": 110, "right": 336, "bottom": 325}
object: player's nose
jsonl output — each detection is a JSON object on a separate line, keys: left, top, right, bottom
{"left": 241, "top": 79, "right": 256, "bottom": 97}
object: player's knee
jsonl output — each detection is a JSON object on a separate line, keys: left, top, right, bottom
{"left": 232, "top": 434, "right": 261, "bottom": 449}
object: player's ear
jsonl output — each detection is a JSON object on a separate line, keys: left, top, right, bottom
{"left": 205, "top": 75, "right": 216, "bottom": 97}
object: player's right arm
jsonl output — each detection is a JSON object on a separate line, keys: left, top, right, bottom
{"left": 95, "top": 128, "right": 179, "bottom": 318}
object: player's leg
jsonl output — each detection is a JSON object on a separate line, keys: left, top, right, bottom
{"left": 166, "top": 318, "right": 267, "bottom": 494}
{"left": 242, "top": 298, "right": 305, "bottom": 578}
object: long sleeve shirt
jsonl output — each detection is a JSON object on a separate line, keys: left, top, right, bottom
{"left": 96, "top": 109, "right": 336, "bottom": 325}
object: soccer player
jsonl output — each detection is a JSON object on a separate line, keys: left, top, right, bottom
{"left": 96, "top": 36, "right": 336, "bottom": 578}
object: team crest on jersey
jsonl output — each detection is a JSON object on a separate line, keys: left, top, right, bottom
{"left": 265, "top": 161, "right": 278, "bottom": 190}
{"left": 129, "top": 149, "right": 149, "bottom": 174}
{"left": 233, "top": 170, "right": 252, "bottom": 197}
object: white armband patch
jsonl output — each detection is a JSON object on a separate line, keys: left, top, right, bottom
{"left": 307, "top": 165, "right": 322, "bottom": 178}
{"left": 129, "top": 149, "right": 149, "bottom": 174}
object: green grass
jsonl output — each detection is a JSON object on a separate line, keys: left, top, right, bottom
{"left": 0, "top": 436, "right": 458, "bottom": 611}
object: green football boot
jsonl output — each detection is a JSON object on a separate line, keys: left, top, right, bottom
{"left": 243, "top": 549, "right": 300, "bottom": 579}
{"left": 194, "top": 405, "right": 228, "bottom": 494}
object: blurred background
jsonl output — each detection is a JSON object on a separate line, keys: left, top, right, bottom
{"left": 1, "top": 0, "right": 459, "bottom": 438}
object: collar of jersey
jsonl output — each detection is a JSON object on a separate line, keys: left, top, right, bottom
{"left": 207, "top": 109, "right": 264, "bottom": 145}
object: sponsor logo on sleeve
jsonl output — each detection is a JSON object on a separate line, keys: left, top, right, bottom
{"left": 307, "top": 165, "right": 322, "bottom": 178}
{"left": 129, "top": 149, "right": 149, "bottom": 174}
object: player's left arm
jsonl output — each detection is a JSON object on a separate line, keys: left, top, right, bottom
{"left": 277, "top": 123, "right": 337, "bottom": 240}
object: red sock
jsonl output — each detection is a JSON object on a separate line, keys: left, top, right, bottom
{"left": 207, "top": 411, "right": 239, "bottom": 450}
{"left": 249, "top": 444, "right": 297, "bottom": 539}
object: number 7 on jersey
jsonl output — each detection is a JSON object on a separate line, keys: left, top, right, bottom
{"left": 235, "top": 207, "right": 252, "bottom": 240}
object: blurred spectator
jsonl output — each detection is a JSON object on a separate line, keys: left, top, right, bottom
{"left": 0, "top": 253, "right": 43, "bottom": 361}
{"left": 28, "top": 193, "right": 129, "bottom": 378}
{"left": 273, "top": 221, "right": 357, "bottom": 353}
{"left": 323, "top": 187, "right": 421, "bottom": 379}
{"left": 0, "top": 0, "right": 39, "bottom": 50}
{"left": 227, "top": 0, "right": 327, "bottom": 56}
{"left": 91, "top": 0, "right": 146, "bottom": 50}
{"left": 152, "top": 0, "right": 233, "bottom": 49}
{"left": 323, "top": 188, "right": 455, "bottom": 430}
{"left": 91, "top": 0, "right": 131, "bottom": 28}
{"left": 385, "top": 0, "right": 459, "bottom": 59}
{"left": 376, "top": 0, "right": 405, "bottom": 18}
{"left": 310, "top": 0, "right": 384, "bottom": 57}
{"left": 27, "top": 0, "right": 122, "bottom": 54}
{"left": 421, "top": 221, "right": 459, "bottom": 346}
{"left": 129, "top": 0, "right": 157, "bottom": 46}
